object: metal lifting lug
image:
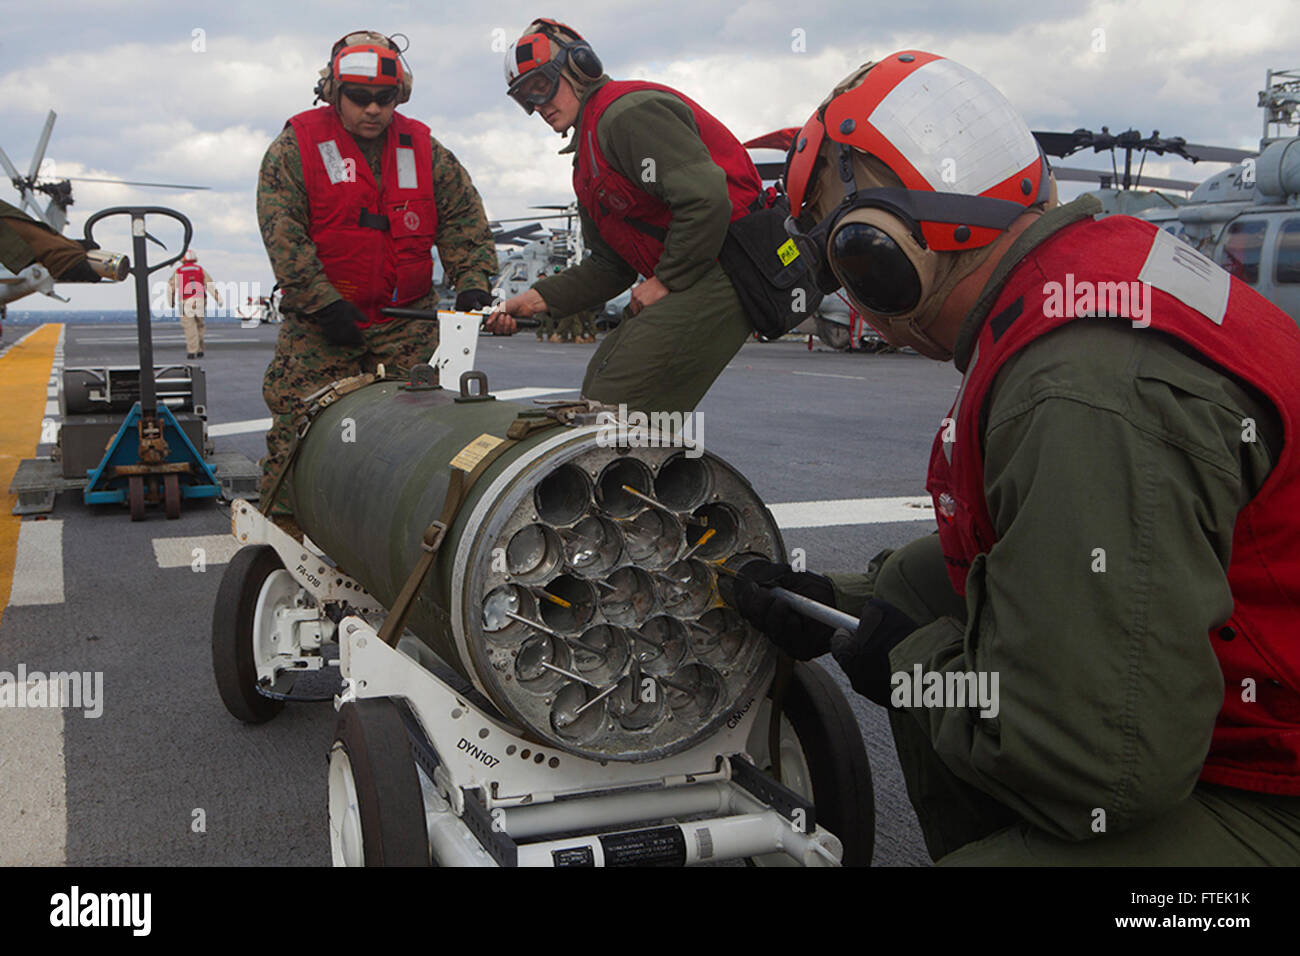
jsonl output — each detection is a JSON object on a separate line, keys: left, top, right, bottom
{"left": 454, "top": 370, "right": 494, "bottom": 403}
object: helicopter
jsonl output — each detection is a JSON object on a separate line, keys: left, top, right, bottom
{"left": 1032, "top": 68, "right": 1300, "bottom": 324}
{"left": 490, "top": 201, "right": 630, "bottom": 328}
{"left": 1, "top": 110, "right": 208, "bottom": 309}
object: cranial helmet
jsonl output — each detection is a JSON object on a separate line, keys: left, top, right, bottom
{"left": 783, "top": 51, "right": 1055, "bottom": 358}
{"left": 315, "top": 30, "right": 413, "bottom": 106}
{"left": 182, "top": 249, "right": 197, "bottom": 263}
{"left": 504, "top": 18, "right": 605, "bottom": 114}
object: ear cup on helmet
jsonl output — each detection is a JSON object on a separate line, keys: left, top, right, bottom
{"left": 827, "top": 207, "right": 937, "bottom": 318}
{"left": 567, "top": 42, "right": 603, "bottom": 81}
{"left": 317, "top": 30, "right": 411, "bottom": 105}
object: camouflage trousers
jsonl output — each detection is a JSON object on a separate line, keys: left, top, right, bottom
{"left": 257, "top": 315, "right": 438, "bottom": 514}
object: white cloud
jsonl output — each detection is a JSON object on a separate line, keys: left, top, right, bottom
{"left": 9, "top": 0, "right": 1300, "bottom": 313}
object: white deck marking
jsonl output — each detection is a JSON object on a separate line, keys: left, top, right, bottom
{"left": 768, "top": 496, "right": 934, "bottom": 528}
{"left": 0, "top": 701, "right": 66, "bottom": 864}
{"left": 790, "top": 370, "right": 871, "bottom": 382}
{"left": 151, "top": 534, "right": 242, "bottom": 569}
{"left": 208, "top": 417, "right": 271, "bottom": 437}
{"left": 8, "top": 520, "right": 64, "bottom": 606}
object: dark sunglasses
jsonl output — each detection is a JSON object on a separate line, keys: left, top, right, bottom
{"left": 342, "top": 86, "right": 398, "bottom": 107}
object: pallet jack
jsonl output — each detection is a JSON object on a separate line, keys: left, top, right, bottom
{"left": 9, "top": 206, "right": 258, "bottom": 517}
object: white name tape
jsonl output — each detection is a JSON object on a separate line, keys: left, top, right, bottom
{"left": 1137, "top": 228, "right": 1230, "bottom": 326}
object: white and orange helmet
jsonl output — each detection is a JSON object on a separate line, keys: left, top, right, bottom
{"left": 783, "top": 51, "right": 1053, "bottom": 357}
{"left": 504, "top": 19, "right": 604, "bottom": 114}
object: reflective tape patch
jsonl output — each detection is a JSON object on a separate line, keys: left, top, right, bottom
{"left": 869, "top": 58, "right": 1039, "bottom": 196}
{"left": 317, "top": 140, "right": 349, "bottom": 185}
{"left": 396, "top": 147, "right": 418, "bottom": 190}
{"left": 337, "top": 50, "right": 379, "bottom": 79}
{"left": 1137, "top": 228, "right": 1230, "bottom": 325}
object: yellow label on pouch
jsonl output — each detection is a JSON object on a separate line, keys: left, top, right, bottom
{"left": 777, "top": 238, "right": 801, "bottom": 266}
{"left": 450, "top": 433, "right": 504, "bottom": 472}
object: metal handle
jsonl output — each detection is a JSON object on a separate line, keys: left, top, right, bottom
{"left": 83, "top": 206, "right": 194, "bottom": 274}
{"left": 769, "top": 586, "right": 861, "bottom": 632}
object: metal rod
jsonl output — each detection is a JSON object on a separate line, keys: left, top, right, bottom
{"left": 713, "top": 562, "right": 859, "bottom": 631}
{"left": 620, "top": 485, "right": 705, "bottom": 525}
{"left": 539, "top": 660, "right": 599, "bottom": 687}
{"left": 503, "top": 610, "right": 560, "bottom": 637}
{"left": 680, "top": 528, "right": 716, "bottom": 560}
{"left": 573, "top": 682, "right": 618, "bottom": 715}
{"left": 531, "top": 587, "right": 572, "bottom": 609}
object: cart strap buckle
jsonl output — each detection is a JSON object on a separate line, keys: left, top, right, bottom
{"left": 421, "top": 520, "right": 448, "bottom": 553}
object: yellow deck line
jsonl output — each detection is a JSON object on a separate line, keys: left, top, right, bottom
{"left": 0, "top": 324, "right": 61, "bottom": 628}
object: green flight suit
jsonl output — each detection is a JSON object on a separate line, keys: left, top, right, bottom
{"left": 826, "top": 197, "right": 1300, "bottom": 865}
{"left": 532, "top": 79, "right": 752, "bottom": 414}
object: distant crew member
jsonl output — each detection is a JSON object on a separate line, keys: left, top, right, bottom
{"left": 486, "top": 19, "right": 762, "bottom": 413}
{"left": 168, "top": 249, "right": 221, "bottom": 359}
{"left": 735, "top": 51, "right": 1300, "bottom": 865}
{"left": 256, "top": 29, "right": 496, "bottom": 527}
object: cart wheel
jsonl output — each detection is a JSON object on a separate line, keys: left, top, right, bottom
{"left": 128, "top": 475, "right": 145, "bottom": 521}
{"left": 163, "top": 473, "right": 181, "bottom": 519}
{"left": 212, "top": 544, "right": 299, "bottom": 723}
{"left": 745, "top": 661, "right": 874, "bottom": 866}
{"left": 328, "top": 698, "right": 431, "bottom": 867}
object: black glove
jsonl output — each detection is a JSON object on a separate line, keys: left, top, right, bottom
{"left": 730, "top": 560, "right": 837, "bottom": 660}
{"left": 831, "top": 598, "right": 919, "bottom": 707}
{"left": 455, "top": 289, "right": 495, "bottom": 312}
{"left": 311, "top": 300, "right": 366, "bottom": 348}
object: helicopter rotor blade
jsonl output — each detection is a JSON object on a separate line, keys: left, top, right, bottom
{"left": 1180, "top": 143, "right": 1257, "bottom": 164}
{"left": 0, "top": 143, "right": 25, "bottom": 185}
{"left": 1052, "top": 166, "right": 1200, "bottom": 191}
{"left": 27, "top": 111, "right": 57, "bottom": 183}
{"left": 60, "top": 176, "right": 211, "bottom": 190}
{"left": 490, "top": 214, "right": 574, "bottom": 223}
{"left": 1033, "top": 130, "right": 1090, "bottom": 158}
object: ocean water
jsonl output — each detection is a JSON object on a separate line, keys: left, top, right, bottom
{"left": 3, "top": 310, "right": 252, "bottom": 326}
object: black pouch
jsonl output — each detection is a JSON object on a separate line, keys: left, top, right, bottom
{"left": 717, "top": 194, "right": 825, "bottom": 340}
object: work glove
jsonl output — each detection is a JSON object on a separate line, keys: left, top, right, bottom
{"left": 730, "top": 559, "right": 837, "bottom": 660}
{"left": 311, "top": 300, "right": 366, "bottom": 348}
{"left": 455, "top": 289, "right": 495, "bottom": 312}
{"left": 831, "top": 598, "right": 919, "bottom": 707}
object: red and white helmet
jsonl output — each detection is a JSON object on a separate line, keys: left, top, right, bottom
{"left": 782, "top": 51, "right": 1053, "bottom": 358}
{"left": 315, "top": 31, "right": 412, "bottom": 105}
{"left": 504, "top": 19, "right": 604, "bottom": 114}
{"left": 182, "top": 249, "right": 197, "bottom": 263}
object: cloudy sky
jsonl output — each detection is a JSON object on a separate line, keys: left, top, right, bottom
{"left": 5, "top": 0, "right": 1298, "bottom": 312}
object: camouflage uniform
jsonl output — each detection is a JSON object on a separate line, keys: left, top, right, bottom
{"left": 536, "top": 311, "right": 555, "bottom": 341}
{"left": 554, "top": 311, "right": 581, "bottom": 342}
{"left": 256, "top": 121, "right": 496, "bottom": 511}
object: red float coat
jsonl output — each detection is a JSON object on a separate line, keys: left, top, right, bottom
{"left": 571, "top": 80, "right": 761, "bottom": 279}
{"left": 926, "top": 214, "right": 1300, "bottom": 794}
{"left": 288, "top": 106, "right": 437, "bottom": 327}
